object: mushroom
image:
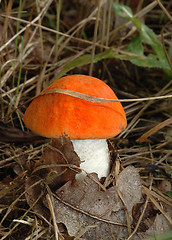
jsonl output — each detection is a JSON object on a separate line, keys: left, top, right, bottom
{"left": 24, "top": 75, "right": 127, "bottom": 179}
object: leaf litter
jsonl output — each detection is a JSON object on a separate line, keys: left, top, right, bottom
{"left": 0, "top": 0, "right": 172, "bottom": 239}
{"left": 13, "top": 136, "right": 171, "bottom": 239}
{"left": 51, "top": 166, "right": 142, "bottom": 239}
{"left": 17, "top": 137, "right": 81, "bottom": 220}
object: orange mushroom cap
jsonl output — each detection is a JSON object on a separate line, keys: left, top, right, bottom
{"left": 24, "top": 75, "right": 127, "bottom": 140}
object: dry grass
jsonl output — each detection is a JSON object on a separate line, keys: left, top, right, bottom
{"left": 0, "top": 0, "right": 172, "bottom": 239}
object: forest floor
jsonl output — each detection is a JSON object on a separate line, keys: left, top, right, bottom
{"left": 0, "top": 1, "right": 172, "bottom": 239}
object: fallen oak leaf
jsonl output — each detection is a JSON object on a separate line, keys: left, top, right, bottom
{"left": 52, "top": 184, "right": 128, "bottom": 239}
{"left": 53, "top": 190, "right": 126, "bottom": 226}
{"left": 49, "top": 167, "right": 142, "bottom": 239}
{"left": 32, "top": 137, "right": 81, "bottom": 190}
{"left": 19, "top": 137, "right": 81, "bottom": 221}
{"left": 25, "top": 176, "right": 49, "bottom": 220}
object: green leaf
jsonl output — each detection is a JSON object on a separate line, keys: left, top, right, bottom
{"left": 112, "top": 52, "right": 171, "bottom": 70}
{"left": 132, "top": 18, "right": 156, "bottom": 45}
{"left": 112, "top": 2, "right": 133, "bottom": 18}
{"left": 55, "top": 48, "right": 170, "bottom": 80}
{"left": 55, "top": 49, "right": 114, "bottom": 79}
{"left": 112, "top": 2, "right": 171, "bottom": 74}
{"left": 132, "top": 19, "right": 166, "bottom": 60}
{"left": 55, "top": 3, "right": 171, "bottom": 80}
{"left": 126, "top": 35, "right": 144, "bottom": 56}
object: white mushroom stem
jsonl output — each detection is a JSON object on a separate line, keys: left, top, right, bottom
{"left": 71, "top": 139, "right": 110, "bottom": 180}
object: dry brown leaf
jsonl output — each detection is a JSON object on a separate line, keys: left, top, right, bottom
{"left": 157, "top": 180, "right": 172, "bottom": 194}
{"left": 0, "top": 122, "right": 43, "bottom": 143}
{"left": 24, "top": 137, "right": 81, "bottom": 219}
{"left": 34, "top": 137, "right": 81, "bottom": 190}
{"left": 25, "top": 175, "right": 49, "bottom": 220}
{"left": 51, "top": 166, "right": 142, "bottom": 239}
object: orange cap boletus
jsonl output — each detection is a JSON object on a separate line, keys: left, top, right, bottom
{"left": 24, "top": 74, "right": 126, "bottom": 139}
{"left": 24, "top": 75, "right": 127, "bottom": 179}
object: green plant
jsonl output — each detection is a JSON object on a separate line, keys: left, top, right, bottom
{"left": 112, "top": 2, "right": 171, "bottom": 72}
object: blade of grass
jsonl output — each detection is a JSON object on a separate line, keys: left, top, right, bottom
{"left": 13, "top": 0, "right": 23, "bottom": 87}
{"left": 56, "top": 0, "right": 61, "bottom": 42}
{"left": 15, "top": 36, "right": 24, "bottom": 104}
{"left": 14, "top": 0, "right": 22, "bottom": 58}
{"left": 89, "top": 0, "right": 101, "bottom": 75}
